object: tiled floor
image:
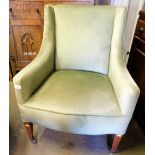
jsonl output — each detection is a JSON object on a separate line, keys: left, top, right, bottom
{"left": 9, "top": 82, "right": 145, "bottom": 155}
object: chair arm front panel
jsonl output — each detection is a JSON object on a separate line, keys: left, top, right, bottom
{"left": 13, "top": 6, "right": 55, "bottom": 105}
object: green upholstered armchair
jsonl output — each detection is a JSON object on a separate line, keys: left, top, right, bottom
{"left": 13, "top": 4, "right": 140, "bottom": 152}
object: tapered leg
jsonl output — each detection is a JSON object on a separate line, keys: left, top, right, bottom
{"left": 23, "top": 122, "right": 37, "bottom": 144}
{"left": 107, "top": 134, "right": 122, "bottom": 153}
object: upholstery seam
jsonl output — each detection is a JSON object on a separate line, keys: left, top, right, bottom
{"left": 20, "top": 105, "right": 128, "bottom": 117}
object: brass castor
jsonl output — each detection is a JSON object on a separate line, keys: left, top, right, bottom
{"left": 31, "top": 137, "right": 37, "bottom": 144}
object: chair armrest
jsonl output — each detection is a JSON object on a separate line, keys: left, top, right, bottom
{"left": 109, "top": 50, "right": 140, "bottom": 116}
{"left": 108, "top": 7, "right": 140, "bottom": 116}
{"left": 13, "top": 6, "right": 55, "bottom": 105}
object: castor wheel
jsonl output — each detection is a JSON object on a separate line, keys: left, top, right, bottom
{"left": 31, "top": 137, "right": 37, "bottom": 144}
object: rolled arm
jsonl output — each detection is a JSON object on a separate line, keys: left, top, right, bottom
{"left": 13, "top": 5, "right": 55, "bottom": 105}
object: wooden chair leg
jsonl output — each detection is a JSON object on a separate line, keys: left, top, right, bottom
{"left": 107, "top": 134, "right": 122, "bottom": 153}
{"left": 111, "top": 134, "right": 122, "bottom": 152}
{"left": 23, "top": 122, "right": 37, "bottom": 144}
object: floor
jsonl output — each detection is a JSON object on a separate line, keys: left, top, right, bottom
{"left": 9, "top": 82, "right": 145, "bottom": 155}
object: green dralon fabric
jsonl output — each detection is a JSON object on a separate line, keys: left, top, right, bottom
{"left": 23, "top": 70, "right": 122, "bottom": 116}
{"left": 55, "top": 5, "right": 116, "bottom": 74}
{"left": 19, "top": 106, "right": 131, "bottom": 135}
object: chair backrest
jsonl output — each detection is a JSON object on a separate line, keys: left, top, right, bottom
{"left": 52, "top": 5, "right": 126, "bottom": 75}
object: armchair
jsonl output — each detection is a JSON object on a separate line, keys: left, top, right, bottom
{"left": 13, "top": 4, "right": 140, "bottom": 152}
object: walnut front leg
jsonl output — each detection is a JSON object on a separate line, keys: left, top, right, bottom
{"left": 111, "top": 134, "right": 122, "bottom": 152}
{"left": 107, "top": 134, "right": 122, "bottom": 153}
{"left": 23, "top": 122, "right": 37, "bottom": 144}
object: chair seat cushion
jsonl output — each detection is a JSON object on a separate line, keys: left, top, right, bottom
{"left": 23, "top": 70, "right": 122, "bottom": 116}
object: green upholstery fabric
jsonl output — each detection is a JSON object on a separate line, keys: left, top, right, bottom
{"left": 19, "top": 106, "right": 131, "bottom": 135}
{"left": 55, "top": 5, "right": 116, "bottom": 74}
{"left": 108, "top": 7, "right": 140, "bottom": 116}
{"left": 13, "top": 4, "right": 140, "bottom": 136}
{"left": 23, "top": 70, "right": 122, "bottom": 116}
